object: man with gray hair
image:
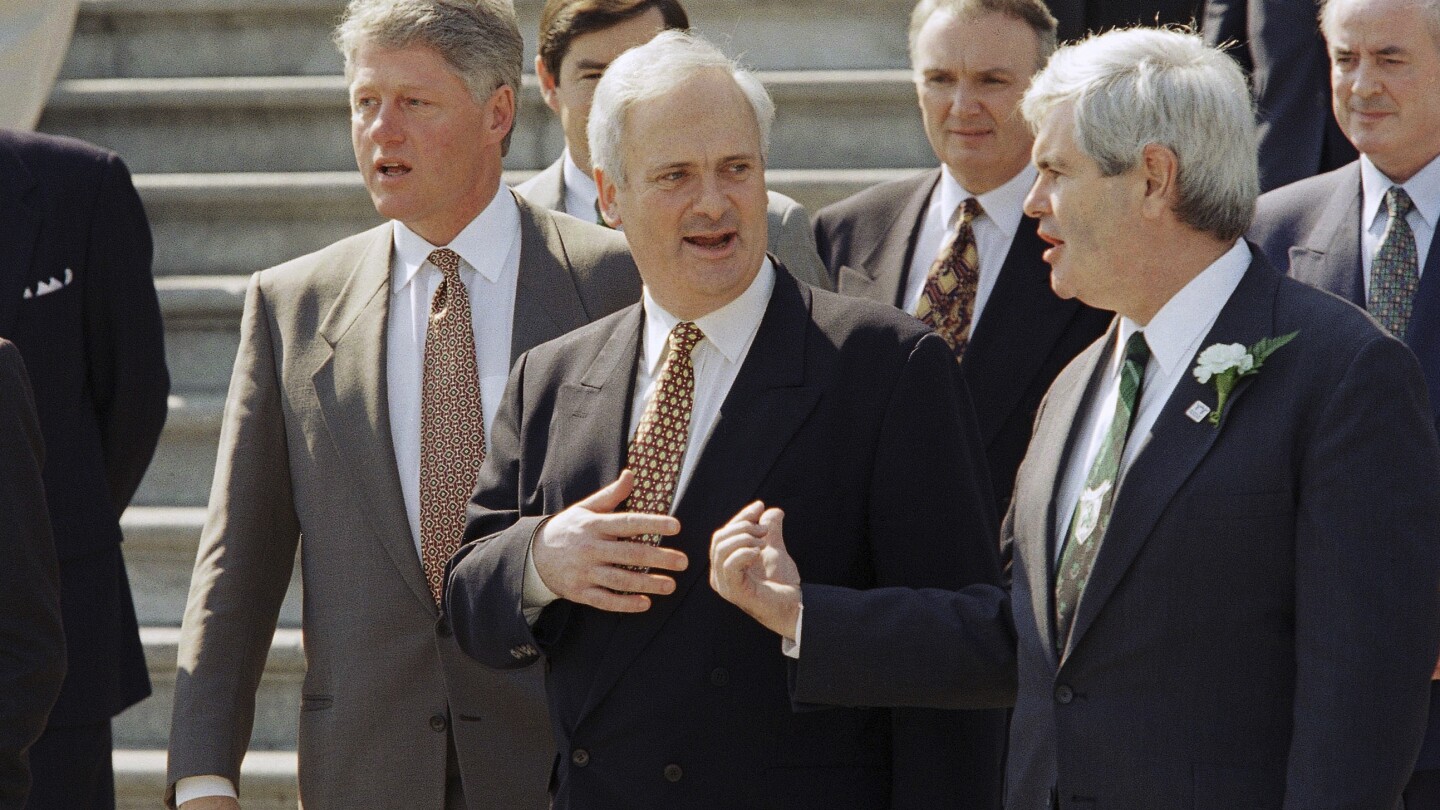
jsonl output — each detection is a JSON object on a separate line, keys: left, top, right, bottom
{"left": 445, "top": 29, "right": 1006, "bottom": 809}
{"left": 711, "top": 26, "right": 1440, "bottom": 809}
{"left": 166, "top": 1, "right": 638, "bottom": 808}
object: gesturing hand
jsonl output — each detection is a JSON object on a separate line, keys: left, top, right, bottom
{"left": 709, "top": 501, "right": 803, "bottom": 639}
{"left": 531, "top": 470, "right": 688, "bottom": 613}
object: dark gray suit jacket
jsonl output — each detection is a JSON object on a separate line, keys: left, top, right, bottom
{"left": 0, "top": 339, "right": 64, "bottom": 810}
{"left": 796, "top": 257, "right": 1440, "bottom": 809}
{"left": 814, "top": 168, "right": 1111, "bottom": 519}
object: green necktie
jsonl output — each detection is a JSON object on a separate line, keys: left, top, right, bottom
{"left": 1054, "top": 330, "right": 1150, "bottom": 653}
{"left": 1369, "top": 186, "right": 1419, "bottom": 339}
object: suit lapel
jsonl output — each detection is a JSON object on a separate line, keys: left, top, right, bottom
{"left": 578, "top": 270, "right": 823, "bottom": 719}
{"left": 310, "top": 225, "right": 436, "bottom": 612}
{"left": 963, "top": 217, "right": 1084, "bottom": 446}
{"left": 511, "top": 192, "right": 590, "bottom": 362}
{"left": 836, "top": 169, "right": 938, "bottom": 307}
{"left": 0, "top": 141, "right": 40, "bottom": 337}
{"left": 1063, "top": 260, "right": 1281, "bottom": 659}
{"left": 1015, "top": 322, "right": 1114, "bottom": 671}
{"left": 1287, "top": 164, "right": 1363, "bottom": 305}
{"left": 561, "top": 305, "right": 644, "bottom": 495}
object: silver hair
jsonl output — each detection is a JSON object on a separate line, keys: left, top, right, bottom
{"left": 1021, "top": 27, "right": 1259, "bottom": 241}
{"left": 587, "top": 30, "right": 775, "bottom": 184}
{"left": 333, "top": 0, "right": 524, "bottom": 152}
{"left": 1320, "top": 0, "right": 1440, "bottom": 44}
{"left": 908, "top": 0, "right": 1060, "bottom": 71}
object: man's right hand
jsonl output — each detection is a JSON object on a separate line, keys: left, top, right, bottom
{"left": 179, "top": 798, "right": 240, "bottom": 810}
{"left": 531, "top": 470, "right": 687, "bottom": 613}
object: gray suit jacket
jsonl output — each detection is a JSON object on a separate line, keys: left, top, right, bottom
{"left": 514, "top": 156, "right": 831, "bottom": 290}
{"left": 167, "top": 192, "right": 640, "bottom": 809}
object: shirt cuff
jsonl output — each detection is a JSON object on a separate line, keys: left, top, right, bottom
{"left": 521, "top": 534, "right": 560, "bottom": 625}
{"left": 781, "top": 602, "right": 803, "bottom": 659}
{"left": 175, "top": 775, "right": 238, "bottom": 805}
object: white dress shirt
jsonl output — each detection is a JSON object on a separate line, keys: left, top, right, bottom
{"left": 174, "top": 190, "right": 521, "bottom": 807}
{"left": 902, "top": 164, "right": 1038, "bottom": 333}
{"left": 1053, "top": 240, "right": 1251, "bottom": 558}
{"left": 561, "top": 148, "right": 601, "bottom": 224}
{"left": 1359, "top": 153, "right": 1439, "bottom": 290}
{"left": 522, "top": 259, "right": 777, "bottom": 616}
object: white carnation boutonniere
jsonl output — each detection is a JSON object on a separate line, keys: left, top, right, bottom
{"left": 1191, "top": 331, "right": 1298, "bottom": 426}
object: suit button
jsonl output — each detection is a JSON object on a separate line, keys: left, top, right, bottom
{"left": 663, "top": 764, "right": 683, "bottom": 782}
{"left": 571, "top": 749, "right": 590, "bottom": 767}
{"left": 429, "top": 713, "right": 448, "bottom": 732}
{"left": 709, "top": 667, "right": 729, "bottom": 687}
{"left": 1054, "top": 685, "right": 1074, "bottom": 705}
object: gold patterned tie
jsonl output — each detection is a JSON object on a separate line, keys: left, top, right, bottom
{"left": 621, "top": 321, "right": 705, "bottom": 570}
{"left": 419, "top": 247, "right": 485, "bottom": 605}
{"left": 915, "top": 197, "right": 983, "bottom": 360}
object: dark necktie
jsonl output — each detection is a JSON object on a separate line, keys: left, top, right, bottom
{"left": 915, "top": 197, "right": 983, "bottom": 361}
{"left": 1054, "top": 331, "right": 1150, "bottom": 652}
{"left": 419, "top": 248, "right": 484, "bottom": 605}
{"left": 1369, "top": 186, "right": 1419, "bottom": 339}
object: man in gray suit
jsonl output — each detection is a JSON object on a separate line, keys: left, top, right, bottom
{"left": 166, "top": 1, "right": 637, "bottom": 808}
{"left": 514, "top": 0, "right": 831, "bottom": 289}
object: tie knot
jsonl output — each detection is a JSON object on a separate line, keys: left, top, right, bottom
{"left": 1386, "top": 186, "right": 1415, "bottom": 219}
{"left": 951, "top": 197, "right": 983, "bottom": 230}
{"left": 1123, "top": 330, "right": 1150, "bottom": 368}
{"left": 669, "top": 321, "right": 705, "bottom": 357}
{"left": 427, "top": 248, "right": 463, "bottom": 278}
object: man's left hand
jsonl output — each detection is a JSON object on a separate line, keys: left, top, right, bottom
{"left": 709, "top": 501, "right": 802, "bottom": 639}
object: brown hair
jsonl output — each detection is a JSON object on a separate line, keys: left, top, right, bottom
{"left": 538, "top": 0, "right": 689, "bottom": 82}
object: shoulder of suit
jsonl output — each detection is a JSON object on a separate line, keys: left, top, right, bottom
{"left": 257, "top": 221, "right": 391, "bottom": 291}
{"left": 807, "top": 282, "right": 930, "bottom": 345}
{"left": 540, "top": 206, "right": 635, "bottom": 272}
{"left": 518, "top": 301, "right": 640, "bottom": 371}
{"left": 1254, "top": 162, "right": 1356, "bottom": 227}
{"left": 814, "top": 169, "right": 937, "bottom": 227}
{"left": 1271, "top": 270, "right": 1379, "bottom": 343}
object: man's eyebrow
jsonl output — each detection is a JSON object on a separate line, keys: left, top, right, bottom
{"left": 573, "top": 58, "right": 610, "bottom": 72}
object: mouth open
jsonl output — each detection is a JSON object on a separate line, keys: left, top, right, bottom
{"left": 1037, "top": 231, "right": 1064, "bottom": 263}
{"left": 683, "top": 232, "right": 738, "bottom": 253}
{"left": 375, "top": 160, "right": 411, "bottom": 177}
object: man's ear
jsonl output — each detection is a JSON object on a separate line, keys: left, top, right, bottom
{"left": 483, "top": 84, "right": 517, "bottom": 147}
{"left": 1140, "top": 143, "right": 1180, "bottom": 217}
{"left": 536, "top": 55, "right": 561, "bottom": 113}
{"left": 595, "top": 166, "right": 622, "bottom": 228}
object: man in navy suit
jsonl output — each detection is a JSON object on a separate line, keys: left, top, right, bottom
{"left": 814, "top": 0, "right": 1110, "bottom": 520}
{"left": 0, "top": 339, "right": 66, "bottom": 810}
{"left": 1249, "top": 0, "right": 1440, "bottom": 803}
{"left": 0, "top": 129, "right": 169, "bottom": 810}
{"left": 715, "top": 27, "right": 1440, "bottom": 809}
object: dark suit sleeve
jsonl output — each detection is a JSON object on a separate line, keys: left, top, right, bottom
{"left": 1284, "top": 335, "right": 1440, "bottom": 807}
{"left": 0, "top": 343, "right": 66, "bottom": 810}
{"left": 79, "top": 150, "right": 169, "bottom": 514}
{"left": 448, "top": 352, "right": 559, "bottom": 671}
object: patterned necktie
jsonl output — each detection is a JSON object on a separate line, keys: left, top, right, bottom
{"left": 1054, "top": 331, "right": 1150, "bottom": 653}
{"left": 915, "top": 197, "right": 983, "bottom": 361}
{"left": 621, "top": 321, "right": 705, "bottom": 569}
{"left": 419, "top": 247, "right": 485, "bottom": 605}
{"left": 1369, "top": 186, "right": 1419, "bottom": 339}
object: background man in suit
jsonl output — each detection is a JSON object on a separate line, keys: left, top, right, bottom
{"left": 814, "top": 0, "right": 1110, "bottom": 518}
{"left": 0, "top": 128, "right": 169, "bottom": 810}
{"left": 1044, "top": 0, "right": 1198, "bottom": 42}
{"left": 516, "top": 0, "right": 832, "bottom": 289}
{"left": 0, "top": 339, "right": 66, "bottom": 810}
{"left": 446, "top": 31, "right": 1006, "bottom": 809}
{"left": 1249, "top": 0, "right": 1440, "bottom": 802}
{"left": 713, "top": 27, "right": 1440, "bottom": 809}
{"left": 166, "top": 1, "right": 638, "bottom": 808}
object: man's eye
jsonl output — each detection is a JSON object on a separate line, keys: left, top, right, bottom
{"left": 579, "top": 71, "right": 605, "bottom": 82}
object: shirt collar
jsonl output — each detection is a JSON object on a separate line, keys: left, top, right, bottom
{"left": 640, "top": 257, "right": 777, "bottom": 375}
{"left": 1116, "top": 238, "right": 1251, "bottom": 379}
{"left": 938, "top": 163, "right": 1037, "bottom": 239}
{"left": 390, "top": 185, "right": 521, "bottom": 292}
{"left": 1360, "top": 152, "right": 1440, "bottom": 234}
{"left": 562, "top": 148, "right": 599, "bottom": 212}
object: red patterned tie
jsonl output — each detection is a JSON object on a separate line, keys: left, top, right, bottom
{"left": 915, "top": 197, "right": 982, "bottom": 360}
{"left": 621, "top": 321, "right": 705, "bottom": 569}
{"left": 419, "top": 248, "right": 485, "bottom": 605}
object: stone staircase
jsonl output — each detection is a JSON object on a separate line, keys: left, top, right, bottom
{"left": 39, "top": 1, "right": 926, "bottom": 806}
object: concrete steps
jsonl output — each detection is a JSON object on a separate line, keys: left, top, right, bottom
{"left": 39, "top": 71, "right": 927, "bottom": 173}
{"left": 66, "top": 0, "right": 911, "bottom": 79}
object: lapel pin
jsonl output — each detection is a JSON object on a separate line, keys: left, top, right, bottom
{"left": 1185, "top": 401, "right": 1211, "bottom": 423}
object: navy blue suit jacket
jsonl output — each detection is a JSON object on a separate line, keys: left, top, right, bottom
{"left": 1252, "top": 161, "right": 1440, "bottom": 768}
{"left": 448, "top": 268, "right": 1006, "bottom": 809}
{"left": 0, "top": 130, "right": 167, "bottom": 726}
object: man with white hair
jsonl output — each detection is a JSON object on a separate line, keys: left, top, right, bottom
{"left": 446, "top": 30, "right": 1006, "bottom": 809}
{"left": 710, "top": 26, "right": 1440, "bottom": 809}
